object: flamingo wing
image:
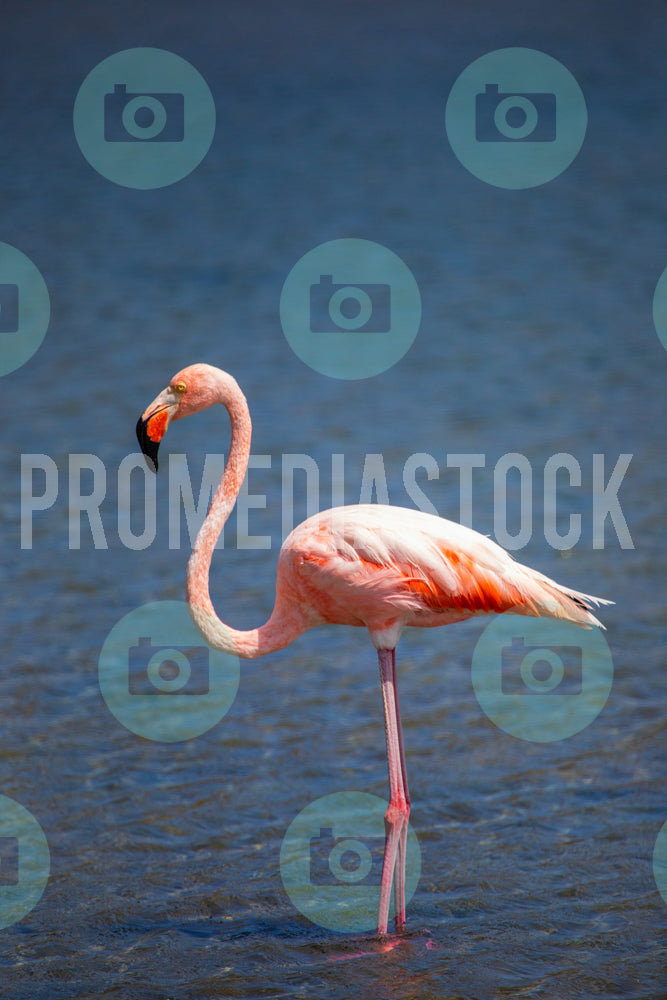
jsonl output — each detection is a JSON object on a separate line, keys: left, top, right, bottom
{"left": 281, "top": 505, "right": 610, "bottom": 644}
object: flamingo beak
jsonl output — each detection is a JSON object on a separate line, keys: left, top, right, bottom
{"left": 136, "top": 387, "right": 180, "bottom": 473}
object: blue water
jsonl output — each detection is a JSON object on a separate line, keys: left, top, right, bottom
{"left": 1, "top": 1, "right": 666, "bottom": 996}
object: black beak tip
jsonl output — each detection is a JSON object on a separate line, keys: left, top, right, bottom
{"left": 136, "top": 417, "right": 159, "bottom": 473}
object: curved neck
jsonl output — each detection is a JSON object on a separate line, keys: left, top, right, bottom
{"left": 185, "top": 372, "right": 304, "bottom": 659}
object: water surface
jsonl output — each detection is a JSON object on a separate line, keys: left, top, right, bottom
{"left": 1, "top": 1, "right": 666, "bottom": 996}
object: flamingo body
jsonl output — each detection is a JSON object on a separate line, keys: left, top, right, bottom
{"left": 278, "top": 503, "right": 603, "bottom": 650}
{"left": 137, "top": 363, "right": 611, "bottom": 937}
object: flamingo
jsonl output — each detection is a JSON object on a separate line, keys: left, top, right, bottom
{"left": 136, "top": 363, "right": 611, "bottom": 937}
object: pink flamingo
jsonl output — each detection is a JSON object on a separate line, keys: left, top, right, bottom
{"left": 137, "top": 363, "right": 611, "bottom": 937}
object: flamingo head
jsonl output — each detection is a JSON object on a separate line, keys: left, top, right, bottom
{"left": 136, "top": 363, "right": 224, "bottom": 472}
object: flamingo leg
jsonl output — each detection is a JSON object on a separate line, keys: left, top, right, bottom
{"left": 393, "top": 660, "right": 410, "bottom": 931}
{"left": 377, "top": 647, "right": 411, "bottom": 936}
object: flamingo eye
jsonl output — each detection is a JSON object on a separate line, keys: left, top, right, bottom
{"left": 174, "top": 382, "right": 187, "bottom": 394}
